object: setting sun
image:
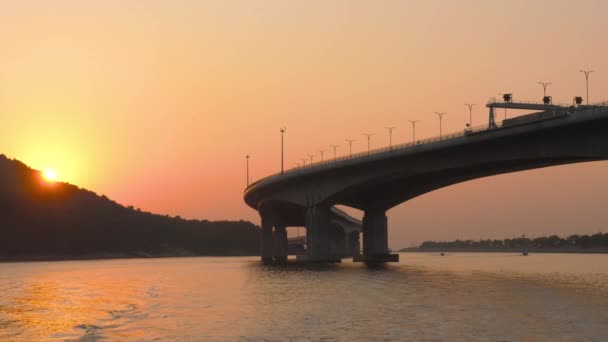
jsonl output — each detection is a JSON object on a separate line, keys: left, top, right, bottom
{"left": 42, "top": 169, "right": 58, "bottom": 182}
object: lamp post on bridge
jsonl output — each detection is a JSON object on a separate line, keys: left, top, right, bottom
{"left": 580, "top": 69, "right": 594, "bottom": 105}
{"left": 408, "top": 120, "right": 418, "bottom": 144}
{"left": 434, "top": 112, "right": 446, "bottom": 138}
{"left": 330, "top": 144, "right": 339, "bottom": 159}
{"left": 280, "top": 127, "right": 286, "bottom": 174}
{"left": 363, "top": 133, "right": 374, "bottom": 154}
{"left": 345, "top": 139, "right": 356, "bottom": 158}
{"left": 464, "top": 104, "right": 475, "bottom": 127}
{"left": 537, "top": 81, "right": 552, "bottom": 98}
{"left": 319, "top": 149, "right": 327, "bottom": 162}
{"left": 385, "top": 127, "right": 396, "bottom": 150}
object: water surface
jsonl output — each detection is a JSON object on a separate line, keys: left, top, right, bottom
{"left": 1, "top": 253, "right": 607, "bottom": 341}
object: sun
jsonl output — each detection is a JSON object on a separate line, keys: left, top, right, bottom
{"left": 42, "top": 169, "right": 58, "bottom": 182}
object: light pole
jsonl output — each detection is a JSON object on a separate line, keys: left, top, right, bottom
{"left": 537, "top": 82, "right": 551, "bottom": 97}
{"left": 319, "top": 149, "right": 327, "bottom": 162}
{"left": 280, "top": 127, "right": 286, "bottom": 174}
{"left": 408, "top": 120, "right": 418, "bottom": 143}
{"left": 330, "top": 144, "right": 339, "bottom": 159}
{"left": 363, "top": 133, "right": 374, "bottom": 154}
{"left": 464, "top": 104, "right": 475, "bottom": 126}
{"left": 301, "top": 158, "right": 307, "bottom": 167}
{"left": 307, "top": 154, "right": 314, "bottom": 165}
{"left": 580, "top": 69, "right": 594, "bottom": 104}
{"left": 385, "top": 127, "right": 396, "bottom": 149}
{"left": 246, "top": 155, "right": 250, "bottom": 186}
{"left": 346, "top": 139, "right": 356, "bottom": 157}
{"left": 434, "top": 112, "right": 446, "bottom": 138}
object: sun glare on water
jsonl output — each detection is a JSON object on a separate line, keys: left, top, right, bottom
{"left": 42, "top": 169, "right": 58, "bottom": 182}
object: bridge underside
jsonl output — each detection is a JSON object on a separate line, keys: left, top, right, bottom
{"left": 328, "top": 117, "right": 608, "bottom": 210}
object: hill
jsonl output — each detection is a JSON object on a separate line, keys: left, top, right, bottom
{"left": 0, "top": 154, "right": 260, "bottom": 261}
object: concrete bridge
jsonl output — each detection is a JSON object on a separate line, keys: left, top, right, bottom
{"left": 244, "top": 99, "right": 608, "bottom": 264}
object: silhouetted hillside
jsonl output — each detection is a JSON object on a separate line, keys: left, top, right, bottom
{"left": 0, "top": 154, "right": 260, "bottom": 260}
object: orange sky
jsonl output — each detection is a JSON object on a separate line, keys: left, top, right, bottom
{"left": 1, "top": 1, "right": 608, "bottom": 248}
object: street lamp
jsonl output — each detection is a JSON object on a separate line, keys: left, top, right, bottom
{"left": 307, "top": 154, "right": 314, "bottom": 165}
{"left": 537, "top": 82, "right": 551, "bottom": 98}
{"left": 464, "top": 104, "right": 475, "bottom": 127}
{"left": 580, "top": 69, "right": 594, "bottom": 104}
{"left": 345, "top": 139, "right": 356, "bottom": 157}
{"left": 330, "top": 144, "right": 339, "bottom": 159}
{"left": 301, "top": 158, "right": 307, "bottom": 167}
{"left": 319, "top": 149, "right": 327, "bottom": 162}
{"left": 280, "top": 127, "right": 286, "bottom": 174}
{"left": 385, "top": 127, "right": 396, "bottom": 149}
{"left": 245, "top": 155, "right": 250, "bottom": 186}
{"left": 362, "top": 133, "right": 374, "bottom": 154}
{"left": 408, "top": 120, "right": 418, "bottom": 144}
{"left": 434, "top": 112, "right": 446, "bottom": 138}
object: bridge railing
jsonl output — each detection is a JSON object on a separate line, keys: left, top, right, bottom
{"left": 488, "top": 97, "right": 608, "bottom": 108}
{"left": 486, "top": 97, "right": 574, "bottom": 108}
{"left": 592, "top": 100, "right": 608, "bottom": 107}
{"left": 267, "top": 122, "right": 499, "bottom": 179}
{"left": 246, "top": 100, "right": 608, "bottom": 190}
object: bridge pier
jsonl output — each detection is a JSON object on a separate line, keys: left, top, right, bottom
{"left": 354, "top": 208, "right": 399, "bottom": 263}
{"left": 261, "top": 215, "right": 274, "bottom": 265}
{"left": 273, "top": 226, "right": 288, "bottom": 264}
{"left": 350, "top": 231, "right": 361, "bottom": 256}
{"left": 302, "top": 205, "right": 340, "bottom": 262}
{"left": 328, "top": 224, "right": 347, "bottom": 259}
{"left": 261, "top": 206, "right": 357, "bottom": 263}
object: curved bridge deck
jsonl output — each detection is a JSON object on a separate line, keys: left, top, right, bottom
{"left": 245, "top": 101, "right": 608, "bottom": 263}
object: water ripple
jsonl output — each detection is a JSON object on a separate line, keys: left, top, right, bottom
{"left": 0, "top": 254, "right": 606, "bottom": 341}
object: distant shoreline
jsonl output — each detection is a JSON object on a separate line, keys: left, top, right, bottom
{"left": 0, "top": 252, "right": 259, "bottom": 263}
{"left": 399, "top": 247, "right": 608, "bottom": 254}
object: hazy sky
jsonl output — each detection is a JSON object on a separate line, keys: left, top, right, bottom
{"left": 1, "top": 0, "right": 608, "bottom": 248}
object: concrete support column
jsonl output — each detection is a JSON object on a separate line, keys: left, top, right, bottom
{"left": 343, "top": 233, "right": 350, "bottom": 257}
{"left": 273, "top": 226, "right": 288, "bottom": 264}
{"left": 328, "top": 224, "right": 346, "bottom": 259}
{"left": 260, "top": 214, "right": 274, "bottom": 265}
{"left": 304, "top": 205, "right": 332, "bottom": 261}
{"left": 362, "top": 208, "right": 388, "bottom": 256}
{"left": 350, "top": 232, "right": 361, "bottom": 257}
{"left": 356, "top": 208, "right": 398, "bottom": 262}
